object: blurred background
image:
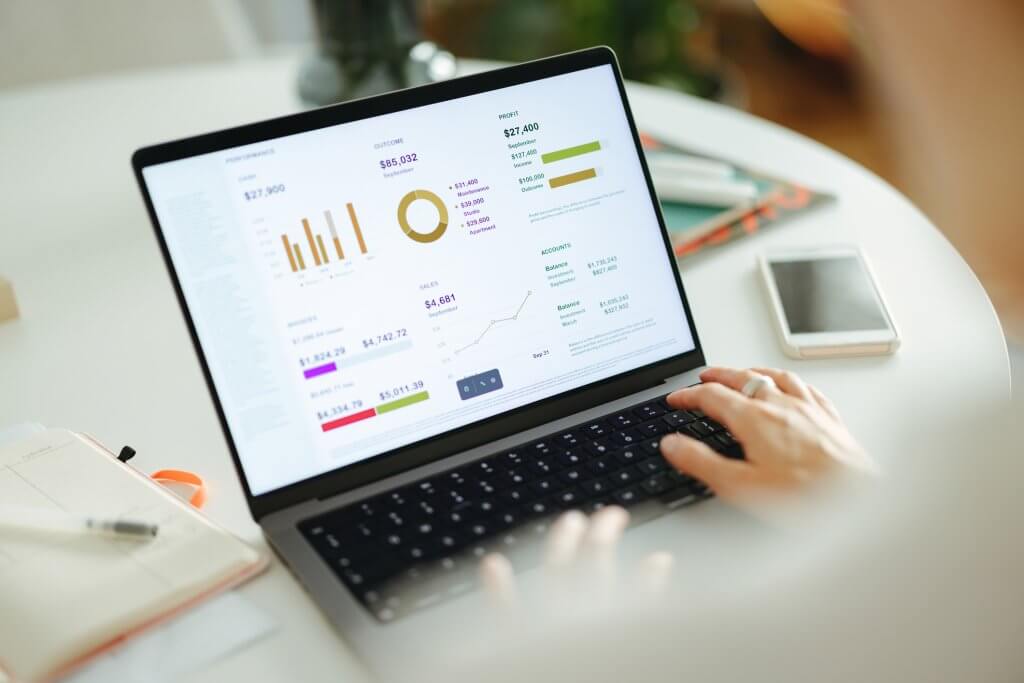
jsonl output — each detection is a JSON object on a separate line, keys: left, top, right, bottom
{"left": 0, "top": 0, "right": 899, "bottom": 190}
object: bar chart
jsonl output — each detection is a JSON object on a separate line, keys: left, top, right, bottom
{"left": 301, "top": 340, "right": 414, "bottom": 381}
{"left": 321, "top": 390, "right": 430, "bottom": 433}
{"left": 542, "top": 140, "right": 602, "bottom": 190}
{"left": 281, "top": 202, "right": 368, "bottom": 272}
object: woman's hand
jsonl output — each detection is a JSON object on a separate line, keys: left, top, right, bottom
{"left": 479, "top": 368, "right": 871, "bottom": 605}
{"left": 660, "top": 367, "right": 875, "bottom": 511}
{"left": 479, "top": 506, "right": 673, "bottom": 613}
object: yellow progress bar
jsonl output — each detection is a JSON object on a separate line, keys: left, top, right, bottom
{"left": 548, "top": 168, "right": 597, "bottom": 189}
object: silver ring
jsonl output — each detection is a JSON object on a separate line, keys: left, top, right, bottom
{"left": 741, "top": 374, "right": 776, "bottom": 399}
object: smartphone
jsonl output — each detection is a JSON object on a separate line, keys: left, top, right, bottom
{"left": 758, "top": 246, "right": 900, "bottom": 359}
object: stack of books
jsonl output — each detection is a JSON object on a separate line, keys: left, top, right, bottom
{"left": 640, "top": 132, "right": 834, "bottom": 261}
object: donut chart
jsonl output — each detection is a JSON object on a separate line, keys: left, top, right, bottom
{"left": 397, "top": 189, "right": 449, "bottom": 243}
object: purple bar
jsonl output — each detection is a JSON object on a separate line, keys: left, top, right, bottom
{"left": 303, "top": 362, "right": 337, "bottom": 379}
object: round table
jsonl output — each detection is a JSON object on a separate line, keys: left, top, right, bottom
{"left": 0, "top": 55, "right": 1009, "bottom": 682}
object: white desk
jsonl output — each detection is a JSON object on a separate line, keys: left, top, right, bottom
{"left": 0, "top": 55, "right": 1009, "bottom": 682}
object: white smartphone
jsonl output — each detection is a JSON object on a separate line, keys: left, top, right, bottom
{"left": 758, "top": 246, "right": 900, "bottom": 359}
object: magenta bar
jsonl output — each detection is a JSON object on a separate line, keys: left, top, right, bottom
{"left": 303, "top": 362, "right": 337, "bottom": 379}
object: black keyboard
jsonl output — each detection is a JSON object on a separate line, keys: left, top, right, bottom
{"left": 299, "top": 393, "right": 743, "bottom": 621}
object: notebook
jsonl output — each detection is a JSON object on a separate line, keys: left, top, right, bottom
{"left": 0, "top": 429, "right": 266, "bottom": 682}
{"left": 639, "top": 132, "right": 835, "bottom": 260}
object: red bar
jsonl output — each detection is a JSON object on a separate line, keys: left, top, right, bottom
{"left": 321, "top": 408, "right": 377, "bottom": 432}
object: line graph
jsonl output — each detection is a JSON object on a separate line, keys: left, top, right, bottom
{"left": 454, "top": 291, "right": 532, "bottom": 355}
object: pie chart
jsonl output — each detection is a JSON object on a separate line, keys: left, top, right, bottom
{"left": 397, "top": 189, "right": 449, "bottom": 243}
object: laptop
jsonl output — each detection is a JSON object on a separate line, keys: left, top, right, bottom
{"left": 133, "top": 45, "right": 741, "bottom": 664}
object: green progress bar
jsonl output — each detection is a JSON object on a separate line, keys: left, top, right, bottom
{"left": 376, "top": 390, "right": 430, "bottom": 414}
{"left": 541, "top": 140, "right": 601, "bottom": 164}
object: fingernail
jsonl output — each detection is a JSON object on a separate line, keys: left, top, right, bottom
{"left": 659, "top": 433, "right": 683, "bottom": 453}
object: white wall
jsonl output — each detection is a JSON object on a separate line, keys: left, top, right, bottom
{"left": 0, "top": 0, "right": 314, "bottom": 89}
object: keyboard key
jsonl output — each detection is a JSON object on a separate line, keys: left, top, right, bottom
{"left": 613, "top": 486, "right": 645, "bottom": 506}
{"left": 444, "top": 488, "right": 468, "bottom": 506}
{"left": 524, "top": 500, "right": 551, "bottom": 517}
{"left": 640, "top": 438, "right": 662, "bottom": 455}
{"left": 414, "top": 500, "right": 438, "bottom": 518}
{"left": 355, "top": 521, "right": 378, "bottom": 539}
{"left": 583, "top": 421, "right": 609, "bottom": 438}
{"left": 498, "top": 450, "right": 524, "bottom": 466}
{"left": 384, "top": 511, "right": 406, "bottom": 529}
{"left": 638, "top": 421, "right": 669, "bottom": 437}
{"left": 613, "top": 447, "right": 643, "bottom": 465}
{"left": 501, "top": 468, "right": 530, "bottom": 486}
{"left": 406, "top": 542, "right": 438, "bottom": 562}
{"left": 609, "top": 429, "right": 641, "bottom": 446}
{"left": 474, "top": 478, "right": 498, "bottom": 495}
{"left": 689, "top": 421, "right": 714, "bottom": 438}
{"left": 638, "top": 457, "right": 668, "bottom": 474}
{"left": 498, "top": 510, "right": 518, "bottom": 528}
{"left": 557, "top": 431, "right": 581, "bottom": 447}
{"left": 528, "top": 458, "right": 557, "bottom": 475}
{"left": 531, "top": 441, "right": 555, "bottom": 457}
{"left": 556, "top": 450, "right": 586, "bottom": 468}
{"left": 587, "top": 454, "right": 615, "bottom": 475}
{"left": 556, "top": 488, "right": 582, "bottom": 508}
{"left": 642, "top": 473, "right": 673, "bottom": 495}
{"left": 582, "top": 439, "right": 613, "bottom": 457}
{"left": 663, "top": 410, "right": 697, "bottom": 428}
{"left": 612, "top": 467, "right": 641, "bottom": 486}
{"left": 703, "top": 419, "right": 724, "bottom": 433}
{"left": 610, "top": 411, "right": 636, "bottom": 428}
{"left": 530, "top": 477, "right": 563, "bottom": 495}
{"left": 438, "top": 532, "right": 463, "bottom": 550}
{"left": 501, "top": 486, "right": 531, "bottom": 504}
{"left": 558, "top": 467, "right": 586, "bottom": 484}
{"left": 711, "top": 436, "right": 745, "bottom": 460}
{"left": 445, "top": 506, "right": 475, "bottom": 525}
{"left": 635, "top": 401, "right": 667, "bottom": 420}
{"left": 582, "top": 477, "right": 612, "bottom": 496}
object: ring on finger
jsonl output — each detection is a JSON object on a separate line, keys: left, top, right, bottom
{"left": 741, "top": 373, "right": 776, "bottom": 399}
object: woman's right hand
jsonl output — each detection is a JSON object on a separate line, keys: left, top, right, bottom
{"left": 659, "top": 367, "right": 875, "bottom": 511}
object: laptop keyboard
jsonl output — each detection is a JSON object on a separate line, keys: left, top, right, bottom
{"left": 299, "top": 392, "right": 743, "bottom": 622}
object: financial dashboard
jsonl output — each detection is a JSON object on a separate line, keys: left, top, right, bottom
{"left": 143, "top": 64, "right": 694, "bottom": 495}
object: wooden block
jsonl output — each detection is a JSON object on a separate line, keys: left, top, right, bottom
{"left": 0, "top": 276, "right": 18, "bottom": 322}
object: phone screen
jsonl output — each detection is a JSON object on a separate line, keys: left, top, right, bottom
{"left": 770, "top": 255, "right": 891, "bottom": 334}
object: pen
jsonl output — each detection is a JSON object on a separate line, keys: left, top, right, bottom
{"left": 0, "top": 505, "right": 159, "bottom": 540}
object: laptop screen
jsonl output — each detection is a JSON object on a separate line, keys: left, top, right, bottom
{"left": 142, "top": 63, "right": 695, "bottom": 496}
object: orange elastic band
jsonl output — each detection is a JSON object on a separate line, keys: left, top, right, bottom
{"left": 151, "top": 469, "right": 207, "bottom": 509}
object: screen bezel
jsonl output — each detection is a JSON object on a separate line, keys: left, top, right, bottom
{"left": 759, "top": 246, "right": 898, "bottom": 348}
{"left": 132, "top": 47, "right": 705, "bottom": 520}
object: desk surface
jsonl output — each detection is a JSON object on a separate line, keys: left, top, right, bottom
{"left": 0, "top": 55, "right": 1009, "bottom": 682}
